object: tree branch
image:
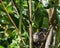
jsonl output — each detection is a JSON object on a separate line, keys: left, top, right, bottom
{"left": 12, "top": 0, "right": 20, "bottom": 14}
{"left": 45, "top": 27, "right": 53, "bottom": 48}
{"left": 0, "top": 0, "right": 18, "bottom": 32}
{"left": 29, "top": 0, "right": 33, "bottom": 48}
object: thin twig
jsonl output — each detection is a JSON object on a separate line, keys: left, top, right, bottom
{"left": 0, "top": 0, "right": 18, "bottom": 32}
{"left": 12, "top": 0, "right": 27, "bottom": 46}
{"left": 29, "top": 0, "right": 32, "bottom": 48}
{"left": 12, "top": 0, "right": 20, "bottom": 14}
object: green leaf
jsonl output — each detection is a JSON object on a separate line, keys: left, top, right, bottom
{"left": 0, "top": 45, "right": 4, "bottom": 48}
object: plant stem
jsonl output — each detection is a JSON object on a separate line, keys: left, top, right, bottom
{"left": 29, "top": 0, "right": 32, "bottom": 48}
{"left": 19, "top": 0, "right": 23, "bottom": 35}
{"left": 0, "top": 0, "right": 18, "bottom": 32}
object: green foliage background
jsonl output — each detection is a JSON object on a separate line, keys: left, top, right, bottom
{"left": 0, "top": 0, "right": 60, "bottom": 48}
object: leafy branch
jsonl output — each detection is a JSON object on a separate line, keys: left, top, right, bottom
{"left": 0, "top": 0, "right": 18, "bottom": 32}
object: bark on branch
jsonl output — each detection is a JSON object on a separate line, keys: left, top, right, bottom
{"left": 29, "top": 0, "right": 33, "bottom": 48}
{"left": 45, "top": 0, "right": 59, "bottom": 48}
{"left": 45, "top": 27, "right": 53, "bottom": 48}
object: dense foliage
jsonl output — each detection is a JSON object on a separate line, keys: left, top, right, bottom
{"left": 0, "top": 0, "right": 60, "bottom": 48}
